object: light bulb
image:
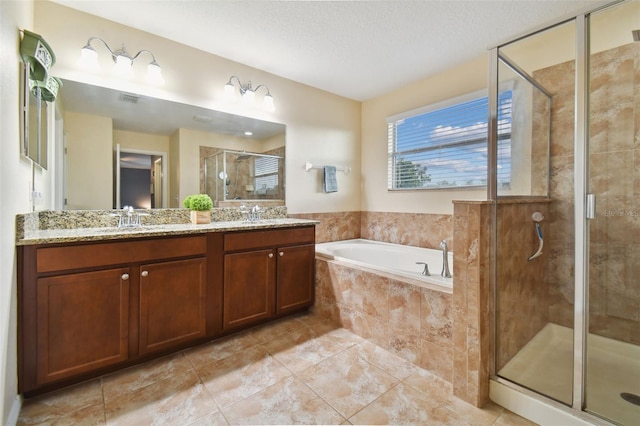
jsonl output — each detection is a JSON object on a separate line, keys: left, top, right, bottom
{"left": 263, "top": 93, "right": 275, "bottom": 111}
{"left": 243, "top": 89, "right": 256, "bottom": 103}
{"left": 146, "top": 61, "right": 164, "bottom": 85}
{"left": 80, "top": 45, "right": 99, "bottom": 70}
{"left": 224, "top": 82, "right": 235, "bottom": 98}
{"left": 114, "top": 54, "right": 133, "bottom": 76}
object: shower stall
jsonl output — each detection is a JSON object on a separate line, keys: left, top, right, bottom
{"left": 203, "top": 149, "right": 284, "bottom": 206}
{"left": 489, "top": 1, "right": 640, "bottom": 425}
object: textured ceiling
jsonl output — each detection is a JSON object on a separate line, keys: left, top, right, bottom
{"left": 52, "top": 0, "right": 600, "bottom": 101}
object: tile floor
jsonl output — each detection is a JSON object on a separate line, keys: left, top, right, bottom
{"left": 17, "top": 313, "right": 536, "bottom": 425}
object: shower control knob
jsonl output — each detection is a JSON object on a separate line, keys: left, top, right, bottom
{"left": 532, "top": 212, "right": 544, "bottom": 222}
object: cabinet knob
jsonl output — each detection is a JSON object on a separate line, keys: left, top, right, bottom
{"left": 279, "top": 251, "right": 284, "bottom": 257}
{"left": 268, "top": 253, "right": 274, "bottom": 258}
{"left": 121, "top": 273, "right": 129, "bottom": 281}
{"left": 141, "top": 270, "right": 149, "bottom": 277}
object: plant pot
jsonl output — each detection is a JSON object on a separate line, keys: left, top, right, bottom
{"left": 190, "top": 210, "right": 211, "bottom": 224}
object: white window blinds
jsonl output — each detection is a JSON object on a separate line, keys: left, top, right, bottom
{"left": 387, "top": 91, "right": 512, "bottom": 190}
{"left": 254, "top": 156, "right": 279, "bottom": 194}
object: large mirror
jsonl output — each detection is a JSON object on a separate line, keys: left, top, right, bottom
{"left": 57, "top": 79, "right": 286, "bottom": 210}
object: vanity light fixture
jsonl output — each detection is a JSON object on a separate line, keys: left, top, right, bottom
{"left": 80, "top": 37, "right": 164, "bottom": 84}
{"left": 224, "top": 76, "right": 274, "bottom": 111}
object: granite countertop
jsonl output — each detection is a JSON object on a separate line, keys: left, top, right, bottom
{"left": 16, "top": 208, "right": 318, "bottom": 246}
{"left": 17, "top": 218, "right": 319, "bottom": 246}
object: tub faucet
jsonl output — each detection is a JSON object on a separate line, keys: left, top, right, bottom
{"left": 440, "top": 240, "right": 452, "bottom": 278}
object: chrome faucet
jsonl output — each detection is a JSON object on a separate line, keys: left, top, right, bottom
{"left": 111, "top": 206, "right": 146, "bottom": 228}
{"left": 440, "top": 240, "right": 452, "bottom": 278}
{"left": 240, "top": 204, "right": 262, "bottom": 222}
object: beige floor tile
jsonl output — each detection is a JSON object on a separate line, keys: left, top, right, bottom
{"left": 102, "top": 351, "right": 194, "bottom": 401}
{"left": 196, "top": 344, "right": 292, "bottom": 408}
{"left": 297, "top": 346, "right": 399, "bottom": 418}
{"left": 185, "top": 410, "right": 230, "bottom": 425}
{"left": 356, "top": 339, "right": 419, "bottom": 380}
{"left": 264, "top": 330, "right": 352, "bottom": 373}
{"left": 433, "top": 398, "right": 503, "bottom": 426}
{"left": 17, "top": 379, "right": 103, "bottom": 425}
{"left": 104, "top": 369, "right": 217, "bottom": 425}
{"left": 17, "top": 313, "right": 537, "bottom": 426}
{"left": 245, "top": 315, "right": 314, "bottom": 344}
{"left": 222, "top": 376, "right": 345, "bottom": 425}
{"left": 183, "top": 331, "right": 262, "bottom": 367}
{"left": 348, "top": 382, "right": 441, "bottom": 425}
{"left": 402, "top": 365, "right": 454, "bottom": 405}
{"left": 18, "top": 402, "right": 106, "bottom": 426}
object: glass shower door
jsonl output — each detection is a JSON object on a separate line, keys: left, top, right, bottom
{"left": 585, "top": 2, "right": 640, "bottom": 424}
{"left": 494, "top": 19, "right": 577, "bottom": 406}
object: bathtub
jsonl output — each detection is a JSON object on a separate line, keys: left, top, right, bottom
{"left": 315, "top": 239, "right": 453, "bottom": 290}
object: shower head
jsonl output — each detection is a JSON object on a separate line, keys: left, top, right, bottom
{"left": 633, "top": 29, "right": 640, "bottom": 42}
{"left": 532, "top": 212, "right": 544, "bottom": 222}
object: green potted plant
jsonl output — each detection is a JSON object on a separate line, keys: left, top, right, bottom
{"left": 183, "top": 194, "right": 213, "bottom": 224}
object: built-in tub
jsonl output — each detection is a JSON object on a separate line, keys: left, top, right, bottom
{"left": 315, "top": 238, "right": 453, "bottom": 290}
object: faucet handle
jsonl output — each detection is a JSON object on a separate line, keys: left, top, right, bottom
{"left": 416, "top": 262, "right": 431, "bottom": 276}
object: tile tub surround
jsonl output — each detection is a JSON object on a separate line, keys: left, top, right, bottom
{"left": 289, "top": 211, "right": 361, "bottom": 243}
{"left": 290, "top": 211, "right": 453, "bottom": 249}
{"left": 313, "top": 257, "right": 454, "bottom": 384}
{"left": 16, "top": 313, "right": 533, "bottom": 425}
{"left": 361, "top": 211, "right": 454, "bottom": 251}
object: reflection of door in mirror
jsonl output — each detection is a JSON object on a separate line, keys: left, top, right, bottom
{"left": 115, "top": 146, "right": 167, "bottom": 209}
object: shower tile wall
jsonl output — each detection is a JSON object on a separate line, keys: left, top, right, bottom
{"left": 452, "top": 201, "right": 492, "bottom": 407}
{"left": 534, "top": 42, "right": 640, "bottom": 344}
{"left": 494, "top": 200, "right": 551, "bottom": 371}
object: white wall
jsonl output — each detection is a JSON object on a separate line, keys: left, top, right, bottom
{"left": 64, "top": 111, "right": 113, "bottom": 209}
{"left": 361, "top": 55, "right": 489, "bottom": 215}
{"left": 1, "top": 1, "right": 41, "bottom": 424}
{"left": 33, "top": 1, "right": 362, "bottom": 214}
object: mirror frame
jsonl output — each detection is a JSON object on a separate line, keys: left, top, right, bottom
{"left": 21, "top": 62, "right": 48, "bottom": 169}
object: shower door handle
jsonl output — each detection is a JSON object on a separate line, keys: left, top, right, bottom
{"left": 586, "top": 193, "right": 596, "bottom": 219}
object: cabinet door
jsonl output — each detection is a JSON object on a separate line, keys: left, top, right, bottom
{"left": 276, "top": 244, "right": 315, "bottom": 314}
{"left": 139, "top": 258, "right": 207, "bottom": 355}
{"left": 223, "top": 249, "right": 275, "bottom": 330}
{"left": 36, "top": 268, "right": 130, "bottom": 384}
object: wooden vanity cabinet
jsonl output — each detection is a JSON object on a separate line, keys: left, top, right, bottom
{"left": 222, "top": 226, "right": 315, "bottom": 331}
{"left": 138, "top": 257, "right": 207, "bottom": 355}
{"left": 18, "top": 235, "right": 208, "bottom": 394}
{"left": 34, "top": 267, "right": 131, "bottom": 386}
{"left": 18, "top": 225, "right": 315, "bottom": 396}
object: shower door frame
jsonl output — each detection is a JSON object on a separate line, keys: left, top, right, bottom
{"left": 488, "top": 1, "right": 627, "bottom": 423}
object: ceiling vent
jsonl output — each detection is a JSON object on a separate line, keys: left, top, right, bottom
{"left": 119, "top": 93, "right": 139, "bottom": 104}
{"left": 193, "top": 115, "right": 213, "bottom": 123}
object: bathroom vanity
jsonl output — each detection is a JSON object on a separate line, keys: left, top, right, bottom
{"left": 16, "top": 211, "right": 317, "bottom": 396}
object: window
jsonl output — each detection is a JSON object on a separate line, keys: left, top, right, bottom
{"left": 254, "top": 156, "right": 280, "bottom": 195}
{"left": 387, "top": 91, "right": 512, "bottom": 190}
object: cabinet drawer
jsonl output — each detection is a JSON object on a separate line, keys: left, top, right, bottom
{"left": 224, "top": 226, "right": 315, "bottom": 252}
{"left": 36, "top": 235, "right": 207, "bottom": 273}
